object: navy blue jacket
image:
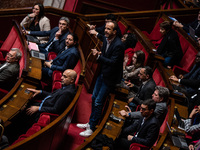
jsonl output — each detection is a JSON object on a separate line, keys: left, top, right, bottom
{"left": 51, "top": 46, "right": 80, "bottom": 72}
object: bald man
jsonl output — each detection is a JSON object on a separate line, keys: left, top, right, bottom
{"left": 26, "top": 69, "right": 77, "bottom": 116}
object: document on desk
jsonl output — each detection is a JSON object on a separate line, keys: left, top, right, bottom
{"left": 28, "top": 42, "right": 39, "bottom": 51}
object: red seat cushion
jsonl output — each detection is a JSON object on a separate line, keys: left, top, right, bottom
{"left": 130, "top": 143, "right": 149, "bottom": 150}
{"left": 37, "top": 114, "right": 50, "bottom": 127}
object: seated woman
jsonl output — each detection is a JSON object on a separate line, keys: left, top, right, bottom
{"left": 157, "top": 21, "right": 183, "bottom": 68}
{"left": 20, "top": 3, "right": 50, "bottom": 43}
{"left": 121, "top": 33, "right": 137, "bottom": 66}
{"left": 123, "top": 50, "right": 145, "bottom": 85}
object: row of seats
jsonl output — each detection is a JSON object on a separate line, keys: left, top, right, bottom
{"left": 142, "top": 15, "right": 198, "bottom": 76}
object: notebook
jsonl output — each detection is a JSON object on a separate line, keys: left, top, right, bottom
{"left": 30, "top": 50, "right": 45, "bottom": 60}
{"left": 174, "top": 107, "right": 185, "bottom": 130}
{"left": 166, "top": 122, "right": 188, "bottom": 149}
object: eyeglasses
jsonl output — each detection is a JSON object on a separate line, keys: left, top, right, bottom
{"left": 140, "top": 107, "right": 148, "bottom": 111}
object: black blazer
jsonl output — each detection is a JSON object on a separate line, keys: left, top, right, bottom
{"left": 97, "top": 35, "right": 125, "bottom": 87}
{"left": 39, "top": 84, "right": 76, "bottom": 114}
{"left": 133, "top": 78, "right": 156, "bottom": 105}
{"left": 122, "top": 114, "right": 160, "bottom": 147}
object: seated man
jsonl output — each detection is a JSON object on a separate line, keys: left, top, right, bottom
{"left": 115, "top": 99, "right": 160, "bottom": 150}
{"left": 169, "top": 52, "right": 200, "bottom": 98}
{"left": 128, "top": 66, "right": 156, "bottom": 111}
{"left": 24, "top": 17, "right": 70, "bottom": 56}
{"left": 0, "top": 48, "right": 22, "bottom": 90}
{"left": 26, "top": 69, "right": 77, "bottom": 117}
{"left": 42, "top": 33, "right": 80, "bottom": 78}
{"left": 119, "top": 86, "right": 169, "bottom": 126}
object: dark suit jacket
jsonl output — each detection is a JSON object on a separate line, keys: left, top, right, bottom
{"left": 157, "top": 29, "right": 183, "bottom": 66}
{"left": 0, "top": 62, "right": 19, "bottom": 90}
{"left": 122, "top": 114, "right": 160, "bottom": 147}
{"left": 183, "top": 19, "right": 200, "bottom": 37}
{"left": 45, "top": 46, "right": 80, "bottom": 76}
{"left": 39, "top": 84, "right": 76, "bottom": 114}
{"left": 30, "top": 27, "right": 69, "bottom": 54}
{"left": 97, "top": 34, "right": 124, "bottom": 87}
{"left": 133, "top": 78, "right": 156, "bottom": 105}
{"left": 181, "top": 63, "right": 200, "bottom": 95}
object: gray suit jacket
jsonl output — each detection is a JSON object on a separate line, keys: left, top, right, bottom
{"left": 130, "top": 102, "right": 168, "bottom": 125}
{"left": 0, "top": 62, "right": 19, "bottom": 90}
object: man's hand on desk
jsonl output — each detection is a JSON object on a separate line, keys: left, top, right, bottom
{"left": 27, "top": 88, "right": 41, "bottom": 97}
{"left": 26, "top": 106, "right": 39, "bottom": 116}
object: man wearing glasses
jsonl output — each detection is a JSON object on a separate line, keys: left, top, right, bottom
{"left": 115, "top": 99, "right": 160, "bottom": 150}
{"left": 0, "top": 48, "right": 22, "bottom": 90}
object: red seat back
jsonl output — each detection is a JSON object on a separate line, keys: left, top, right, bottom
{"left": 74, "top": 60, "right": 81, "bottom": 86}
{"left": 149, "top": 18, "right": 164, "bottom": 41}
{"left": 118, "top": 21, "right": 127, "bottom": 35}
{"left": 179, "top": 46, "right": 197, "bottom": 71}
{"left": 153, "top": 68, "right": 166, "bottom": 87}
{"left": 1, "top": 27, "right": 18, "bottom": 51}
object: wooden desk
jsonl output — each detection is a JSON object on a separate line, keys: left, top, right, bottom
{"left": 101, "top": 99, "right": 127, "bottom": 140}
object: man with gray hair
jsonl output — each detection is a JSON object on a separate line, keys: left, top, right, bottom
{"left": 0, "top": 48, "right": 22, "bottom": 90}
{"left": 119, "top": 86, "right": 170, "bottom": 125}
{"left": 24, "top": 17, "right": 70, "bottom": 56}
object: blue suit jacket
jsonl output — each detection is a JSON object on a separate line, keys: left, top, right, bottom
{"left": 30, "top": 27, "right": 69, "bottom": 54}
{"left": 97, "top": 34, "right": 124, "bottom": 87}
{"left": 51, "top": 46, "right": 80, "bottom": 72}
